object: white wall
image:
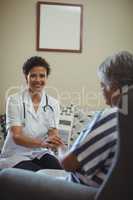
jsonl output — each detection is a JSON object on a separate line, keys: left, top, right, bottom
{"left": 0, "top": 0, "right": 133, "bottom": 113}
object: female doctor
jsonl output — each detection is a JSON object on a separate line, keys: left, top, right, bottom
{"left": 1, "top": 56, "right": 64, "bottom": 171}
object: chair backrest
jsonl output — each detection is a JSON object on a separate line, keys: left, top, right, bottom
{"left": 96, "top": 86, "right": 133, "bottom": 200}
{"left": 0, "top": 114, "right": 7, "bottom": 139}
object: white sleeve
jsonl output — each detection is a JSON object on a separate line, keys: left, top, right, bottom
{"left": 53, "top": 100, "right": 60, "bottom": 128}
{"left": 6, "top": 95, "right": 23, "bottom": 130}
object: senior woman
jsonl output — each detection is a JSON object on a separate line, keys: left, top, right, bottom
{"left": 0, "top": 56, "right": 64, "bottom": 171}
{"left": 58, "top": 51, "right": 133, "bottom": 190}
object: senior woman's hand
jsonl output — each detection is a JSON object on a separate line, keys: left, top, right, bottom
{"left": 48, "top": 128, "right": 59, "bottom": 137}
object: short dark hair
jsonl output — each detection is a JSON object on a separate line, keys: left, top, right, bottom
{"left": 22, "top": 56, "right": 51, "bottom": 76}
{"left": 98, "top": 51, "right": 133, "bottom": 87}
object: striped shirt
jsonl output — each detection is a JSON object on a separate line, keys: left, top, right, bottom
{"left": 67, "top": 107, "right": 118, "bottom": 188}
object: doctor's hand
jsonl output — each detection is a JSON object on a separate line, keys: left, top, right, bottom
{"left": 40, "top": 139, "right": 55, "bottom": 149}
{"left": 46, "top": 134, "right": 64, "bottom": 150}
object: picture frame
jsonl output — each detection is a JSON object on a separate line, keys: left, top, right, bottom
{"left": 36, "top": 2, "right": 83, "bottom": 53}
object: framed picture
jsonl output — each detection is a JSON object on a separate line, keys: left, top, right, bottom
{"left": 36, "top": 2, "right": 83, "bottom": 53}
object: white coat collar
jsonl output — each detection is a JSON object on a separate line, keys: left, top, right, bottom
{"left": 22, "top": 88, "right": 47, "bottom": 119}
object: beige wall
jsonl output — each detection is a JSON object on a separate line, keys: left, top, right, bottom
{"left": 0, "top": 0, "right": 133, "bottom": 113}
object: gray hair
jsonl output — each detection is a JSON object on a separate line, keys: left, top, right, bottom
{"left": 98, "top": 51, "right": 133, "bottom": 87}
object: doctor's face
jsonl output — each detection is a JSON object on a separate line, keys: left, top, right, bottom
{"left": 26, "top": 66, "right": 47, "bottom": 94}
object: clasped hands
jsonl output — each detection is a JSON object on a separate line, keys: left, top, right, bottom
{"left": 41, "top": 128, "right": 65, "bottom": 150}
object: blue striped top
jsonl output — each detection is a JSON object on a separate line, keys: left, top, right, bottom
{"left": 67, "top": 107, "right": 118, "bottom": 188}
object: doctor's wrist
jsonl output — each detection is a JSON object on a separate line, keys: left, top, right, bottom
{"left": 40, "top": 137, "right": 53, "bottom": 148}
{"left": 40, "top": 139, "right": 49, "bottom": 148}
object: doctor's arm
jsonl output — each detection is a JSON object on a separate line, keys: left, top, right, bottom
{"left": 10, "top": 126, "right": 54, "bottom": 148}
{"left": 47, "top": 101, "right": 61, "bottom": 142}
{"left": 6, "top": 97, "right": 51, "bottom": 148}
{"left": 7, "top": 95, "right": 63, "bottom": 149}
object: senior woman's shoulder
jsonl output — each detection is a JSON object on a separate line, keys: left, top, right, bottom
{"left": 100, "top": 107, "right": 118, "bottom": 120}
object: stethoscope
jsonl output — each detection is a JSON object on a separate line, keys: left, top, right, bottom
{"left": 22, "top": 94, "right": 54, "bottom": 126}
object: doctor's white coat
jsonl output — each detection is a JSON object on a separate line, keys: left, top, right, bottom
{"left": 0, "top": 89, "right": 60, "bottom": 168}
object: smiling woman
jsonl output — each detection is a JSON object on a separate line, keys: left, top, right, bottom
{"left": 26, "top": 67, "right": 48, "bottom": 104}
{"left": 0, "top": 56, "right": 64, "bottom": 171}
